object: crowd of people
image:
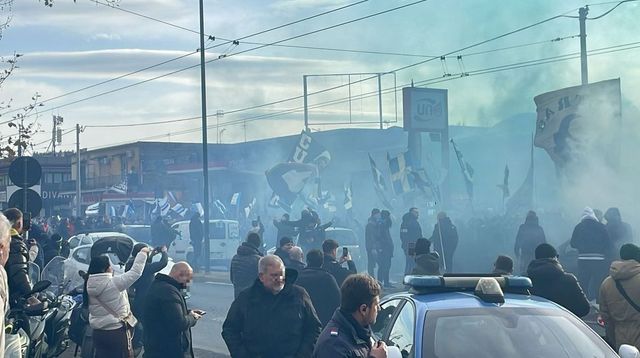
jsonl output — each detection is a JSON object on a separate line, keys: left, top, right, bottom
{"left": 219, "top": 204, "right": 638, "bottom": 357}
{"left": 0, "top": 207, "right": 204, "bottom": 358}
{"left": 0, "top": 201, "right": 636, "bottom": 357}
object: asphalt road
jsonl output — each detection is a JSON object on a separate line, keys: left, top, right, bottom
{"left": 60, "top": 279, "right": 233, "bottom": 358}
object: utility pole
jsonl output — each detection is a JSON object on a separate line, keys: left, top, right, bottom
{"left": 377, "top": 73, "right": 383, "bottom": 129}
{"left": 75, "top": 123, "right": 82, "bottom": 217}
{"left": 579, "top": 6, "right": 589, "bottom": 85}
{"left": 303, "top": 75, "right": 309, "bottom": 131}
{"left": 198, "top": 0, "right": 211, "bottom": 273}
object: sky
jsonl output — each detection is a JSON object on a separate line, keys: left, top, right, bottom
{"left": 1, "top": 0, "right": 639, "bottom": 153}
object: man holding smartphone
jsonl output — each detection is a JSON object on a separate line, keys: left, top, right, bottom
{"left": 322, "top": 239, "right": 358, "bottom": 287}
{"left": 143, "top": 262, "right": 203, "bottom": 358}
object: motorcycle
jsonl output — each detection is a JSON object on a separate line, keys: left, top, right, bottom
{"left": 41, "top": 256, "right": 78, "bottom": 357}
{"left": 5, "top": 261, "right": 53, "bottom": 358}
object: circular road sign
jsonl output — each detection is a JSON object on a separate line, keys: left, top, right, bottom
{"left": 9, "top": 157, "right": 42, "bottom": 188}
{"left": 8, "top": 188, "right": 43, "bottom": 218}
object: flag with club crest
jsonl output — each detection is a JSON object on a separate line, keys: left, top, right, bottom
{"left": 368, "top": 154, "right": 393, "bottom": 210}
{"left": 450, "top": 138, "right": 474, "bottom": 201}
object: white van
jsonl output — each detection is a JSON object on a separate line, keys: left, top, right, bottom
{"left": 168, "top": 219, "right": 241, "bottom": 267}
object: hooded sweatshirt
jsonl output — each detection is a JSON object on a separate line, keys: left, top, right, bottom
{"left": 229, "top": 241, "right": 262, "bottom": 298}
{"left": 599, "top": 260, "right": 640, "bottom": 349}
{"left": 570, "top": 207, "right": 611, "bottom": 259}
{"left": 412, "top": 253, "right": 441, "bottom": 275}
{"left": 86, "top": 251, "right": 147, "bottom": 330}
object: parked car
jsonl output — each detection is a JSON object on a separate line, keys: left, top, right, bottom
{"left": 64, "top": 235, "right": 173, "bottom": 292}
{"left": 168, "top": 219, "right": 240, "bottom": 267}
{"left": 121, "top": 224, "right": 152, "bottom": 244}
{"left": 67, "top": 231, "right": 136, "bottom": 251}
{"left": 373, "top": 274, "right": 635, "bottom": 358}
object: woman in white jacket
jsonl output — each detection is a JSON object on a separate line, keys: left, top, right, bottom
{"left": 85, "top": 247, "right": 149, "bottom": 358}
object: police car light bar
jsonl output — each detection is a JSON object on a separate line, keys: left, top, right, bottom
{"left": 403, "top": 275, "right": 532, "bottom": 291}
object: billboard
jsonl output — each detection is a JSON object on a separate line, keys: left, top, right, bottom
{"left": 403, "top": 87, "right": 448, "bottom": 132}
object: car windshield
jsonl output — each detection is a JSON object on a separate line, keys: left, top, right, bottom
{"left": 325, "top": 229, "right": 358, "bottom": 245}
{"left": 423, "top": 307, "right": 616, "bottom": 358}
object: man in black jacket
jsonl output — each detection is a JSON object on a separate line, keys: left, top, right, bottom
{"left": 570, "top": 207, "right": 612, "bottom": 300}
{"left": 313, "top": 273, "right": 388, "bottom": 358}
{"left": 273, "top": 213, "right": 298, "bottom": 245}
{"left": 297, "top": 249, "right": 341, "bottom": 327}
{"left": 527, "top": 243, "right": 590, "bottom": 317}
{"left": 273, "top": 236, "right": 294, "bottom": 267}
{"left": 125, "top": 243, "right": 169, "bottom": 351}
{"left": 3, "top": 208, "right": 32, "bottom": 308}
{"left": 143, "top": 262, "right": 203, "bottom": 358}
{"left": 364, "top": 209, "right": 381, "bottom": 276}
{"left": 222, "top": 255, "right": 321, "bottom": 358}
{"left": 400, "top": 208, "right": 422, "bottom": 274}
{"left": 429, "top": 211, "right": 459, "bottom": 273}
{"left": 322, "top": 239, "right": 357, "bottom": 287}
{"left": 188, "top": 212, "right": 203, "bottom": 271}
{"left": 230, "top": 232, "right": 263, "bottom": 298}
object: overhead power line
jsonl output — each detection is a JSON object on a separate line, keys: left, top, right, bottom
{"left": 0, "top": 0, "right": 428, "bottom": 125}
{"left": 64, "top": 40, "right": 640, "bottom": 152}
{"left": 0, "top": 0, "right": 370, "bottom": 119}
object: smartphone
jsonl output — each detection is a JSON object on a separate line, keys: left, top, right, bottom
{"left": 407, "top": 242, "right": 416, "bottom": 256}
{"left": 342, "top": 247, "right": 349, "bottom": 257}
{"left": 23, "top": 212, "right": 32, "bottom": 232}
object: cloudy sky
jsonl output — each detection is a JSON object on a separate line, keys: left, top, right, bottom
{"left": 1, "top": 0, "right": 639, "bottom": 152}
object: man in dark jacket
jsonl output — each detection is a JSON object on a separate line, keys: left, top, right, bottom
{"left": 570, "top": 207, "right": 612, "bottom": 300}
{"left": 604, "top": 207, "right": 633, "bottom": 254}
{"left": 143, "top": 262, "right": 203, "bottom": 358}
{"left": 400, "top": 208, "right": 422, "bottom": 274}
{"left": 273, "top": 213, "right": 298, "bottom": 244}
{"left": 229, "top": 233, "right": 263, "bottom": 298}
{"left": 188, "top": 212, "right": 203, "bottom": 271}
{"left": 222, "top": 255, "right": 321, "bottom": 358}
{"left": 430, "top": 211, "right": 458, "bottom": 273}
{"left": 313, "top": 273, "right": 388, "bottom": 358}
{"left": 514, "top": 210, "right": 546, "bottom": 274}
{"left": 364, "top": 209, "right": 381, "bottom": 276}
{"left": 377, "top": 210, "right": 394, "bottom": 288}
{"left": 3, "top": 208, "right": 33, "bottom": 308}
{"left": 527, "top": 243, "right": 590, "bottom": 317}
{"left": 322, "top": 239, "right": 357, "bottom": 287}
{"left": 126, "top": 243, "right": 169, "bottom": 351}
{"left": 411, "top": 238, "right": 440, "bottom": 275}
{"left": 297, "top": 249, "right": 341, "bottom": 327}
{"left": 274, "top": 236, "right": 294, "bottom": 267}
{"left": 288, "top": 246, "right": 306, "bottom": 272}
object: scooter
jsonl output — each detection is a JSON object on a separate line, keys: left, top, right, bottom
{"left": 5, "top": 279, "right": 53, "bottom": 358}
{"left": 41, "top": 256, "right": 78, "bottom": 357}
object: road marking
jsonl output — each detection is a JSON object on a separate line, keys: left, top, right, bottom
{"left": 205, "top": 281, "right": 233, "bottom": 286}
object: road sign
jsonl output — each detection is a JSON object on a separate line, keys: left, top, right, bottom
{"left": 9, "top": 156, "right": 42, "bottom": 188}
{"left": 8, "top": 188, "right": 43, "bottom": 218}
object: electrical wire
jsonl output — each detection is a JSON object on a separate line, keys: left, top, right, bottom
{"left": 0, "top": 0, "right": 370, "bottom": 119}
{"left": 64, "top": 39, "right": 640, "bottom": 151}
{"left": 0, "top": 0, "right": 428, "bottom": 125}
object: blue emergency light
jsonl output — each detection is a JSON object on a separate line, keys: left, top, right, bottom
{"left": 404, "top": 275, "right": 532, "bottom": 299}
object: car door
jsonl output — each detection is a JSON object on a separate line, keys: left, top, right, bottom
{"left": 209, "top": 221, "right": 227, "bottom": 261}
{"left": 372, "top": 298, "right": 403, "bottom": 339}
{"left": 384, "top": 300, "right": 416, "bottom": 358}
{"left": 225, "top": 221, "right": 240, "bottom": 259}
{"left": 169, "top": 222, "right": 190, "bottom": 261}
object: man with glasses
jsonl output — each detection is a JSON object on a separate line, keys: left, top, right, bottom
{"left": 222, "top": 255, "right": 321, "bottom": 357}
{"left": 313, "top": 273, "right": 388, "bottom": 358}
{"left": 527, "top": 243, "right": 590, "bottom": 317}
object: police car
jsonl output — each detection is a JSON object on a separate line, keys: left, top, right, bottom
{"left": 376, "top": 275, "right": 639, "bottom": 358}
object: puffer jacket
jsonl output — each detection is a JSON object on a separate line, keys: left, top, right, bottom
{"left": 599, "top": 260, "right": 640, "bottom": 350}
{"left": 86, "top": 251, "right": 147, "bottom": 330}
{"left": 229, "top": 242, "right": 262, "bottom": 298}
